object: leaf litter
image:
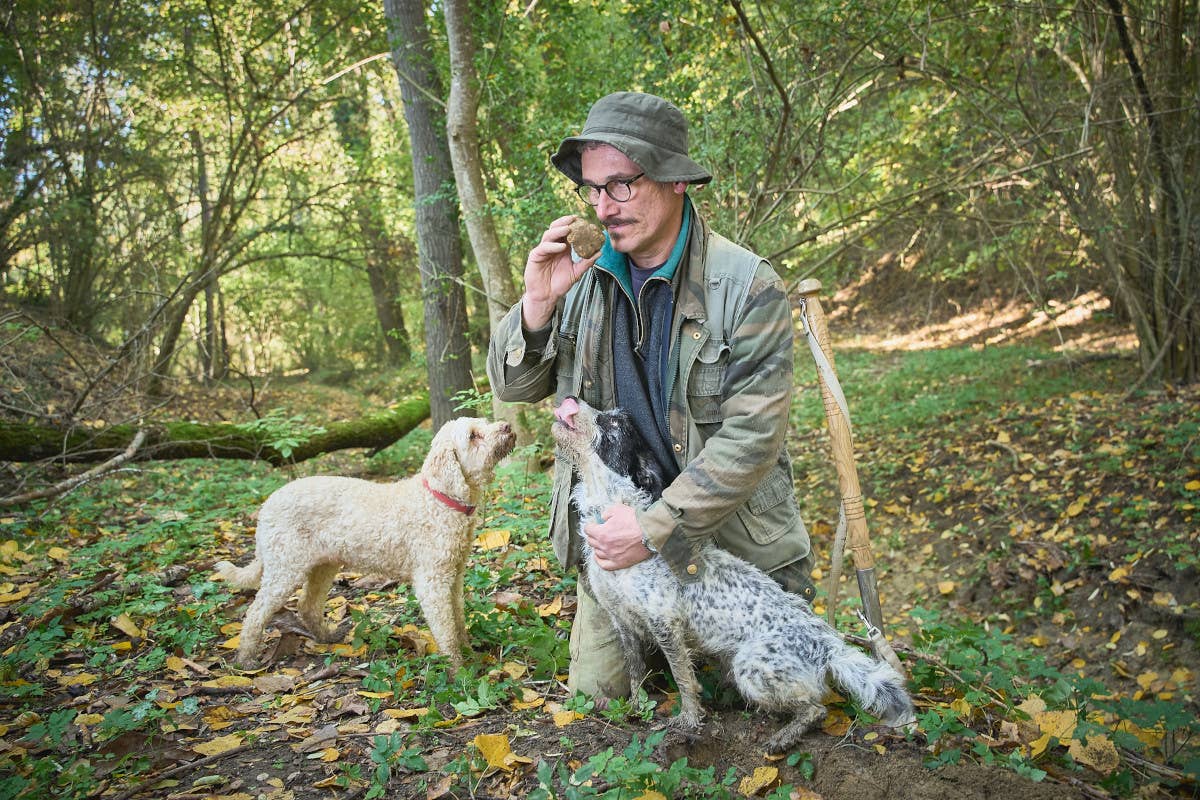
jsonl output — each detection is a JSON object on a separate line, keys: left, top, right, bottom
{"left": 0, "top": 335, "right": 1196, "bottom": 799}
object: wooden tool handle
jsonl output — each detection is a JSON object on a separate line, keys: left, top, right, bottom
{"left": 796, "top": 279, "right": 874, "bottom": 573}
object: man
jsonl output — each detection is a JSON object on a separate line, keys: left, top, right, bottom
{"left": 486, "top": 91, "right": 813, "bottom": 700}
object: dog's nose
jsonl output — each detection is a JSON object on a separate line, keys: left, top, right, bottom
{"left": 555, "top": 396, "right": 580, "bottom": 428}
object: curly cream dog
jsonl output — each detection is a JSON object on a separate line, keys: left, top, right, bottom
{"left": 552, "top": 397, "right": 914, "bottom": 752}
{"left": 215, "top": 417, "right": 516, "bottom": 668}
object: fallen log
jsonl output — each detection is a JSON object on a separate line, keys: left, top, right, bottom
{"left": 0, "top": 397, "right": 431, "bottom": 467}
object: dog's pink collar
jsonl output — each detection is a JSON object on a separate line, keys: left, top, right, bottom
{"left": 423, "top": 478, "right": 476, "bottom": 516}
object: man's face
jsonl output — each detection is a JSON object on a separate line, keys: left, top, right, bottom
{"left": 580, "top": 144, "right": 686, "bottom": 269}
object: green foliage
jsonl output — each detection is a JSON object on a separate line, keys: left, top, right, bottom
{"left": 366, "top": 732, "right": 428, "bottom": 799}
{"left": 528, "top": 732, "right": 748, "bottom": 799}
{"left": 236, "top": 410, "right": 328, "bottom": 459}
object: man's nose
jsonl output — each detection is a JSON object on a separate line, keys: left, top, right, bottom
{"left": 594, "top": 191, "right": 618, "bottom": 220}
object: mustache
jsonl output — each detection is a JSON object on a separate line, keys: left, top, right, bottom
{"left": 600, "top": 217, "right": 635, "bottom": 228}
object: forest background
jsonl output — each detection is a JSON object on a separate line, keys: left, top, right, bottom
{"left": 0, "top": 1, "right": 1197, "bottom": 799}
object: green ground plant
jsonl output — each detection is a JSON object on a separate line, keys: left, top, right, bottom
{"left": 0, "top": 339, "right": 1195, "bottom": 798}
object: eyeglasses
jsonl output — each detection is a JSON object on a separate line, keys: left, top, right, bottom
{"left": 575, "top": 173, "right": 645, "bottom": 206}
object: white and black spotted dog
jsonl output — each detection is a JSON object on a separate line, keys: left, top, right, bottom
{"left": 552, "top": 396, "right": 916, "bottom": 753}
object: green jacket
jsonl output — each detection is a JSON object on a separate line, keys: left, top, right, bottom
{"left": 486, "top": 209, "right": 810, "bottom": 581}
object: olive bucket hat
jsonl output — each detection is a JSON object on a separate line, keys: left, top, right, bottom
{"left": 551, "top": 92, "right": 712, "bottom": 186}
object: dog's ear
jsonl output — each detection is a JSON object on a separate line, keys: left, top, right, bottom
{"left": 422, "top": 418, "right": 470, "bottom": 492}
{"left": 633, "top": 452, "right": 665, "bottom": 500}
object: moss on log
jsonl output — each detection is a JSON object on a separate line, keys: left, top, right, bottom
{"left": 0, "top": 397, "right": 431, "bottom": 466}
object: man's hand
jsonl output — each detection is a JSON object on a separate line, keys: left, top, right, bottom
{"left": 521, "top": 215, "right": 601, "bottom": 330}
{"left": 584, "top": 503, "right": 654, "bottom": 571}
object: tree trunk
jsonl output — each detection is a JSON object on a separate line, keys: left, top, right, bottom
{"left": 333, "top": 87, "right": 413, "bottom": 366}
{"left": 0, "top": 398, "right": 431, "bottom": 468}
{"left": 383, "top": 0, "right": 476, "bottom": 427}
{"left": 443, "top": 0, "right": 517, "bottom": 330}
{"left": 1033, "top": 1, "right": 1198, "bottom": 385}
{"left": 442, "top": 0, "right": 525, "bottom": 429}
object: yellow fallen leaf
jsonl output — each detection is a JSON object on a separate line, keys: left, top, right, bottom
{"left": 1017, "top": 695, "right": 1047, "bottom": 716}
{"left": 203, "top": 675, "right": 254, "bottom": 689}
{"left": 1108, "top": 566, "right": 1130, "bottom": 583}
{"left": 1027, "top": 635, "right": 1049, "bottom": 647}
{"left": 950, "top": 697, "right": 972, "bottom": 718}
{"left": 385, "top": 707, "right": 429, "bottom": 719}
{"left": 937, "top": 581, "right": 955, "bottom": 595}
{"left": 192, "top": 733, "right": 244, "bottom": 756}
{"left": 1152, "top": 591, "right": 1176, "bottom": 607}
{"left": 1034, "top": 709, "right": 1077, "bottom": 740}
{"left": 737, "top": 765, "right": 779, "bottom": 795}
{"left": 1028, "top": 731, "right": 1054, "bottom": 757}
{"left": 74, "top": 713, "right": 104, "bottom": 726}
{"left": 47, "top": 547, "right": 69, "bottom": 562}
{"left": 203, "top": 705, "right": 239, "bottom": 731}
{"left": 1136, "top": 671, "right": 1158, "bottom": 690}
{"left": 1065, "top": 498, "right": 1086, "bottom": 516}
{"left": 271, "top": 706, "right": 315, "bottom": 726}
{"left": 474, "top": 529, "right": 511, "bottom": 551}
{"left": 1069, "top": 734, "right": 1119, "bottom": 775}
{"left": 0, "top": 585, "right": 32, "bottom": 603}
{"left": 319, "top": 747, "right": 340, "bottom": 762}
{"left": 472, "top": 733, "right": 531, "bottom": 771}
{"left": 512, "top": 688, "right": 544, "bottom": 711}
{"left": 633, "top": 792, "right": 667, "bottom": 800}
{"left": 538, "top": 595, "right": 564, "bottom": 617}
{"left": 1185, "top": 479, "right": 1200, "bottom": 491}
{"left": 821, "top": 709, "right": 851, "bottom": 736}
{"left": 58, "top": 672, "right": 99, "bottom": 687}
{"left": 1151, "top": 629, "right": 1168, "bottom": 640}
{"left": 552, "top": 710, "right": 582, "bottom": 727}
{"left": 111, "top": 613, "right": 143, "bottom": 638}
{"left": 375, "top": 718, "right": 404, "bottom": 735}
{"left": 1113, "top": 719, "right": 1163, "bottom": 749}
{"left": 503, "top": 661, "right": 527, "bottom": 680}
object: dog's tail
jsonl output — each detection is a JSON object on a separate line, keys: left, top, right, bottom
{"left": 828, "top": 644, "right": 916, "bottom": 729}
{"left": 212, "top": 559, "right": 263, "bottom": 590}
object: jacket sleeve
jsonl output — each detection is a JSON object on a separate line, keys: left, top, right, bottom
{"left": 486, "top": 300, "right": 559, "bottom": 404}
{"left": 637, "top": 262, "right": 795, "bottom": 571}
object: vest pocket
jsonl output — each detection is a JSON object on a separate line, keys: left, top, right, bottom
{"left": 554, "top": 334, "right": 577, "bottom": 393}
{"left": 733, "top": 468, "right": 801, "bottom": 545}
{"left": 686, "top": 339, "right": 727, "bottom": 424}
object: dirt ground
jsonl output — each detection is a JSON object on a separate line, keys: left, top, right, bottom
{"left": 104, "top": 653, "right": 1086, "bottom": 800}
{"left": 4, "top": 289, "right": 1195, "bottom": 799}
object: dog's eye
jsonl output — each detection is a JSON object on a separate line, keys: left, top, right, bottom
{"left": 469, "top": 430, "right": 481, "bottom": 441}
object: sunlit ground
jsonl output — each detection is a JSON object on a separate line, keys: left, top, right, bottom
{"left": 828, "top": 290, "right": 1138, "bottom": 353}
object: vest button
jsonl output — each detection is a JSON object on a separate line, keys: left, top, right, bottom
{"left": 692, "top": 331, "right": 701, "bottom": 339}
{"left": 673, "top": 443, "right": 682, "bottom": 452}
{"left": 686, "top": 564, "right": 698, "bottom": 575}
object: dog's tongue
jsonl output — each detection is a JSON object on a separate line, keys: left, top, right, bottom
{"left": 554, "top": 397, "right": 580, "bottom": 427}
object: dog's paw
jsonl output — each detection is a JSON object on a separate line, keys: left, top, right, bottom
{"left": 665, "top": 708, "right": 704, "bottom": 732}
